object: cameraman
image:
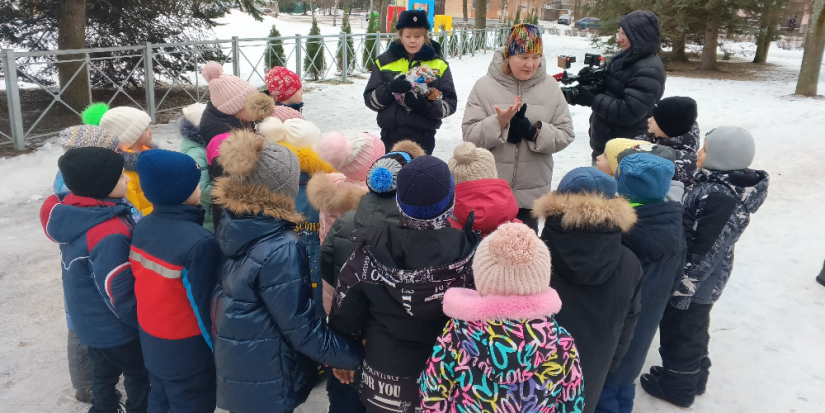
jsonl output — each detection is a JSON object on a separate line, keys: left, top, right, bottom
{"left": 570, "top": 10, "right": 666, "bottom": 160}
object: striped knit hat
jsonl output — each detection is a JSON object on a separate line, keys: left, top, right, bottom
{"left": 367, "top": 151, "right": 413, "bottom": 197}
{"left": 202, "top": 62, "right": 258, "bottom": 115}
{"left": 58, "top": 125, "right": 119, "bottom": 151}
{"left": 504, "top": 24, "right": 543, "bottom": 58}
{"left": 316, "top": 132, "right": 386, "bottom": 182}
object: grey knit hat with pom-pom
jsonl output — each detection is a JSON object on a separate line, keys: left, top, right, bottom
{"left": 217, "top": 129, "right": 300, "bottom": 199}
{"left": 447, "top": 142, "right": 497, "bottom": 184}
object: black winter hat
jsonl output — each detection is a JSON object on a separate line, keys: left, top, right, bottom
{"left": 652, "top": 96, "right": 698, "bottom": 138}
{"left": 58, "top": 147, "right": 125, "bottom": 199}
{"left": 396, "top": 10, "right": 431, "bottom": 31}
{"left": 396, "top": 155, "right": 454, "bottom": 221}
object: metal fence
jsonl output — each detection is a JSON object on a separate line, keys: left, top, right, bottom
{"left": 0, "top": 26, "right": 522, "bottom": 151}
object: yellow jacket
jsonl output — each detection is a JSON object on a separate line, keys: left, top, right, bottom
{"left": 120, "top": 147, "right": 154, "bottom": 216}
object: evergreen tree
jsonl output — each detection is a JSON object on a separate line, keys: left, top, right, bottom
{"left": 336, "top": 5, "right": 355, "bottom": 73}
{"left": 264, "top": 24, "right": 287, "bottom": 69}
{"left": 304, "top": 17, "right": 326, "bottom": 80}
{"left": 513, "top": 7, "right": 521, "bottom": 25}
{"left": 363, "top": 12, "right": 379, "bottom": 70}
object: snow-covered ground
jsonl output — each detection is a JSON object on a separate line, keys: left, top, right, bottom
{"left": 2, "top": 20, "right": 825, "bottom": 412}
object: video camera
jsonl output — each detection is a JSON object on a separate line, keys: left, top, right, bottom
{"left": 553, "top": 53, "right": 607, "bottom": 105}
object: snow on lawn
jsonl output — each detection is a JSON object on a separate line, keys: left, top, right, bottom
{"left": 1, "top": 31, "right": 825, "bottom": 412}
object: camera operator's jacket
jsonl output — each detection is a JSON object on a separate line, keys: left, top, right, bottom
{"left": 590, "top": 10, "right": 666, "bottom": 159}
{"left": 462, "top": 48, "right": 575, "bottom": 208}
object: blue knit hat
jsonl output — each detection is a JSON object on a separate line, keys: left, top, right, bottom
{"left": 616, "top": 153, "right": 675, "bottom": 203}
{"left": 367, "top": 151, "right": 413, "bottom": 197}
{"left": 137, "top": 149, "right": 202, "bottom": 205}
{"left": 396, "top": 155, "right": 455, "bottom": 222}
{"left": 557, "top": 167, "right": 617, "bottom": 197}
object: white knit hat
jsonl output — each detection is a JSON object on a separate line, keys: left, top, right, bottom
{"left": 182, "top": 103, "right": 207, "bottom": 127}
{"left": 448, "top": 142, "right": 497, "bottom": 184}
{"left": 99, "top": 107, "right": 151, "bottom": 147}
{"left": 473, "top": 223, "right": 552, "bottom": 297}
{"left": 258, "top": 116, "right": 321, "bottom": 148}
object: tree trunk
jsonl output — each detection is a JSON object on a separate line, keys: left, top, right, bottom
{"left": 463, "top": 0, "right": 468, "bottom": 22}
{"left": 754, "top": 3, "right": 782, "bottom": 64}
{"left": 377, "top": 0, "right": 389, "bottom": 32}
{"left": 500, "top": 0, "right": 507, "bottom": 22}
{"left": 700, "top": 1, "right": 722, "bottom": 71}
{"left": 796, "top": 0, "right": 825, "bottom": 95}
{"left": 475, "top": 0, "right": 487, "bottom": 28}
{"left": 333, "top": 0, "right": 338, "bottom": 26}
{"left": 672, "top": 34, "right": 690, "bottom": 62}
{"left": 57, "top": 0, "right": 89, "bottom": 113}
{"left": 573, "top": 0, "right": 581, "bottom": 20}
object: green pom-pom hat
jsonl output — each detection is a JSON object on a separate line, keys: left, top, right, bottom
{"left": 81, "top": 103, "right": 110, "bottom": 126}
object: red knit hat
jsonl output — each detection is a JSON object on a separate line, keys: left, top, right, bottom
{"left": 265, "top": 67, "right": 302, "bottom": 103}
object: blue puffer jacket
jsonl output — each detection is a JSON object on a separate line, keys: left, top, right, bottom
{"left": 211, "top": 178, "right": 362, "bottom": 413}
{"left": 40, "top": 194, "right": 139, "bottom": 349}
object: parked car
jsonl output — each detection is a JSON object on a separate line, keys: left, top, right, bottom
{"left": 558, "top": 14, "right": 572, "bottom": 25}
{"left": 575, "top": 17, "right": 600, "bottom": 30}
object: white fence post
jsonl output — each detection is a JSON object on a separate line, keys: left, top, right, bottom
{"left": 3, "top": 49, "right": 26, "bottom": 150}
{"left": 144, "top": 42, "right": 156, "bottom": 123}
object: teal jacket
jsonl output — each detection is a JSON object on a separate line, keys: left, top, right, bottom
{"left": 179, "top": 117, "right": 214, "bottom": 232}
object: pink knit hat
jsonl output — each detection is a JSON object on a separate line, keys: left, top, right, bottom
{"left": 271, "top": 105, "right": 304, "bottom": 122}
{"left": 316, "top": 132, "right": 386, "bottom": 182}
{"left": 206, "top": 132, "right": 230, "bottom": 165}
{"left": 202, "top": 62, "right": 258, "bottom": 115}
{"left": 265, "top": 67, "right": 302, "bottom": 103}
{"left": 472, "top": 223, "right": 552, "bottom": 297}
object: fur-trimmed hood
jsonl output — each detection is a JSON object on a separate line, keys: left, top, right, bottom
{"left": 118, "top": 144, "right": 159, "bottom": 172}
{"left": 532, "top": 192, "right": 637, "bottom": 233}
{"left": 212, "top": 177, "right": 303, "bottom": 223}
{"left": 306, "top": 173, "right": 368, "bottom": 214}
{"left": 178, "top": 117, "right": 206, "bottom": 146}
{"left": 390, "top": 140, "right": 426, "bottom": 159}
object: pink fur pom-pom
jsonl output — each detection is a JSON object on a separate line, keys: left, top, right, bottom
{"left": 201, "top": 62, "right": 224, "bottom": 83}
{"left": 316, "top": 132, "right": 352, "bottom": 169}
{"left": 486, "top": 223, "right": 540, "bottom": 265}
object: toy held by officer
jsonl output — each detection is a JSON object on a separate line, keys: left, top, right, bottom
{"left": 393, "top": 66, "right": 442, "bottom": 112}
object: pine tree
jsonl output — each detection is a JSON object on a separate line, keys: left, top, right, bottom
{"left": 336, "top": 5, "right": 355, "bottom": 73}
{"left": 264, "top": 24, "right": 287, "bottom": 69}
{"left": 513, "top": 7, "right": 521, "bottom": 25}
{"left": 363, "top": 12, "right": 379, "bottom": 70}
{"left": 304, "top": 17, "right": 326, "bottom": 80}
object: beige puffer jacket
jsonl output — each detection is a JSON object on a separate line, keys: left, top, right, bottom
{"left": 462, "top": 49, "right": 575, "bottom": 208}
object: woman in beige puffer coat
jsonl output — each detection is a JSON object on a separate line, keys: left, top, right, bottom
{"left": 462, "top": 24, "right": 574, "bottom": 229}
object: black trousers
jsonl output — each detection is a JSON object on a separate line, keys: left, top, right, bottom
{"left": 380, "top": 129, "right": 435, "bottom": 155}
{"left": 88, "top": 339, "right": 150, "bottom": 413}
{"left": 657, "top": 302, "right": 713, "bottom": 401}
{"left": 516, "top": 208, "right": 538, "bottom": 232}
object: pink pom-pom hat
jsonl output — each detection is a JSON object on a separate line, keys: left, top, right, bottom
{"left": 201, "top": 62, "right": 258, "bottom": 116}
{"left": 316, "top": 132, "right": 386, "bottom": 183}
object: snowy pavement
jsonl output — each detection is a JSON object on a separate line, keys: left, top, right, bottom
{"left": 2, "top": 26, "right": 825, "bottom": 412}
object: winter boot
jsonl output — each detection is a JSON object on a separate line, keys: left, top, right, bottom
{"left": 74, "top": 387, "right": 93, "bottom": 403}
{"left": 640, "top": 373, "right": 693, "bottom": 409}
{"left": 649, "top": 357, "right": 711, "bottom": 395}
{"left": 817, "top": 261, "right": 825, "bottom": 287}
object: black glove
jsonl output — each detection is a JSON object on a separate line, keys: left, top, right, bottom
{"left": 572, "top": 86, "right": 596, "bottom": 107}
{"left": 507, "top": 104, "right": 538, "bottom": 143}
{"left": 577, "top": 66, "right": 592, "bottom": 77}
{"left": 403, "top": 92, "right": 428, "bottom": 112}
{"left": 390, "top": 75, "right": 412, "bottom": 94}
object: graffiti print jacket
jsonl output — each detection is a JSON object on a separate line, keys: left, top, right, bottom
{"left": 633, "top": 122, "right": 701, "bottom": 187}
{"left": 420, "top": 287, "right": 584, "bottom": 413}
{"left": 671, "top": 168, "right": 769, "bottom": 309}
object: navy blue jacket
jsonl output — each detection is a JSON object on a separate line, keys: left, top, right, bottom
{"left": 130, "top": 204, "right": 221, "bottom": 378}
{"left": 212, "top": 208, "right": 362, "bottom": 413}
{"left": 41, "top": 194, "right": 139, "bottom": 348}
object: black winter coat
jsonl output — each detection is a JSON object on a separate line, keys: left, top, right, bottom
{"left": 589, "top": 11, "right": 666, "bottom": 159}
{"left": 671, "top": 168, "right": 769, "bottom": 310}
{"left": 533, "top": 192, "right": 642, "bottom": 413}
{"left": 364, "top": 41, "right": 457, "bottom": 154}
{"left": 329, "top": 218, "right": 480, "bottom": 378}
{"left": 211, "top": 178, "right": 362, "bottom": 413}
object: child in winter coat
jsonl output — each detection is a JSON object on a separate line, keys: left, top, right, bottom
{"left": 198, "top": 62, "right": 258, "bottom": 142}
{"left": 40, "top": 147, "right": 150, "bottom": 413}
{"left": 641, "top": 127, "right": 769, "bottom": 408}
{"left": 597, "top": 137, "right": 687, "bottom": 202}
{"left": 446, "top": 142, "right": 519, "bottom": 237}
{"left": 82, "top": 103, "right": 156, "bottom": 216}
{"left": 131, "top": 149, "right": 222, "bottom": 413}
{"left": 364, "top": 10, "right": 457, "bottom": 154}
{"left": 178, "top": 102, "right": 216, "bottom": 232}
{"left": 420, "top": 222, "right": 585, "bottom": 412}
{"left": 633, "top": 96, "right": 700, "bottom": 187}
{"left": 319, "top": 142, "right": 423, "bottom": 413}
{"left": 53, "top": 125, "right": 122, "bottom": 404}
{"left": 329, "top": 156, "right": 481, "bottom": 413}
{"left": 309, "top": 131, "right": 386, "bottom": 243}
{"left": 210, "top": 131, "right": 362, "bottom": 413}
{"left": 532, "top": 167, "right": 643, "bottom": 413}
{"left": 265, "top": 66, "right": 306, "bottom": 118}
{"left": 596, "top": 153, "right": 686, "bottom": 413}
